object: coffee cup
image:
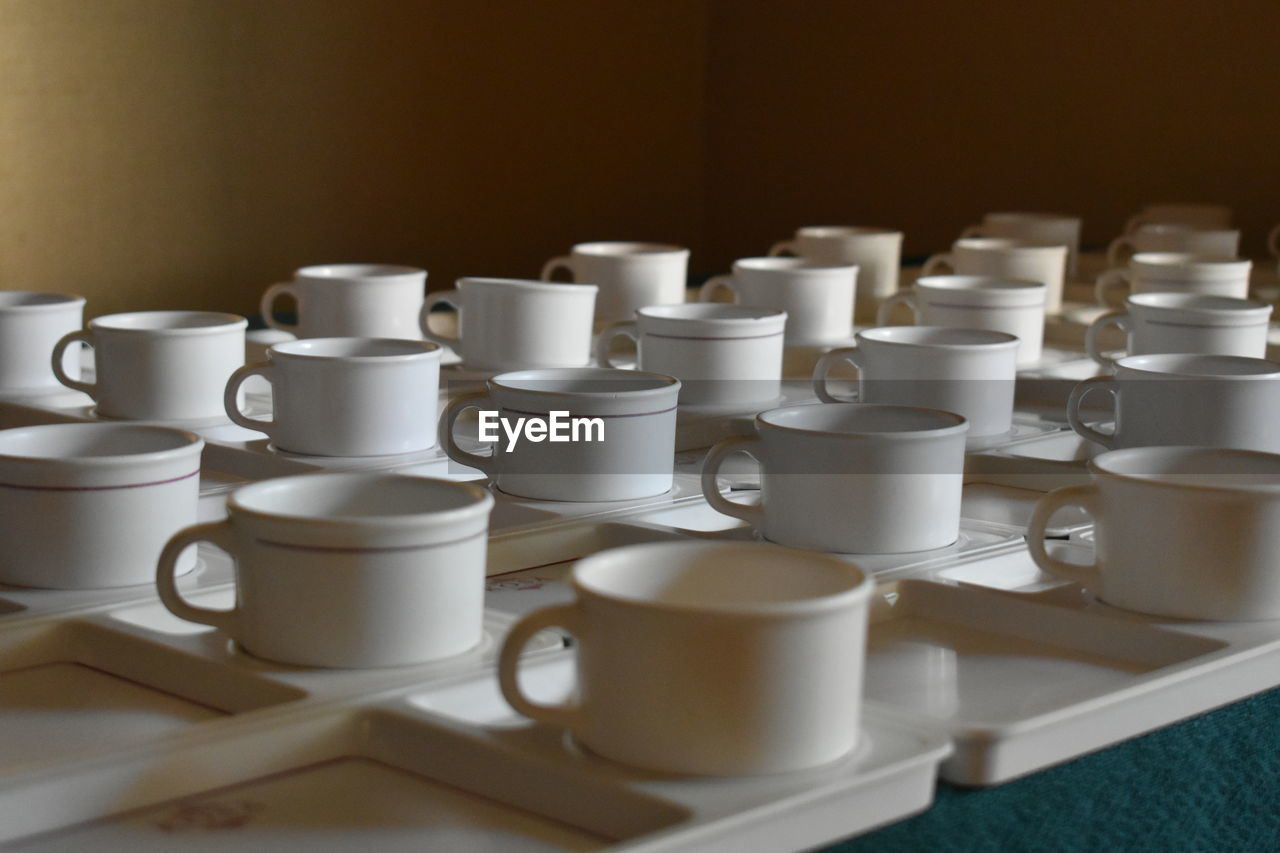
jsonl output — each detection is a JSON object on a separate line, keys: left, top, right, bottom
{"left": 498, "top": 540, "right": 873, "bottom": 775}
{"left": 224, "top": 338, "right": 442, "bottom": 457}
{"left": 1124, "top": 203, "right": 1232, "bottom": 232}
{"left": 876, "top": 275, "right": 1046, "bottom": 366}
{"left": 440, "top": 367, "right": 680, "bottom": 502}
{"left": 1105, "top": 224, "right": 1240, "bottom": 267}
{"left": 921, "top": 237, "right": 1067, "bottom": 314}
{"left": 596, "top": 304, "right": 786, "bottom": 408}
{"left": 813, "top": 327, "right": 1019, "bottom": 440}
{"left": 701, "top": 403, "right": 967, "bottom": 553}
{"left": 540, "top": 242, "right": 689, "bottom": 323}
{"left": 1095, "top": 253, "right": 1252, "bottom": 308}
{"left": 52, "top": 311, "right": 247, "bottom": 422}
{"left": 260, "top": 263, "right": 427, "bottom": 340}
{"left": 959, "top": 212, "right": 1082, "bottom": 279}
{"left": 420, "top": 277, "right": 597, "bottom": 372}
{"left": 0, "top": 423, "right": 202, "bottom": 588}
{"left": 1027, "top": 446, "right": 1280, "bottom": 621}
{"left": 0, "top": 291, "right": 86, "bottom": 394}
{"left": 699, "top": 257, "right": 857, "bottom": 345}
{"left": 157, "top": 472, "right": 493, "bottom": 667}
{"left": 1067, "top": 354, "right": 1280, "bottom": 452}
{"left": 1085, "top": 293, "right": 1272, "bottom": 369}
{"left": 767, "top": 226, "right": 903, "bottom": 321}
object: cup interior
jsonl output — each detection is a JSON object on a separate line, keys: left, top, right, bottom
{"left": 1128, "top": 293, "right": 1270, "bottom": 317}
{"left": 91, "top": 311, "right": 246, "bottom": 332}
{"left": 1093, "top": 446, "right": 1280, "bottom": 491}
{"left": 0, "top": 291, "right": 84, "bottom": 309}
{"left": 0, "top": 423, "right": 200, "bottom": 461}
{"left": 954, "top": 237, "right": 1061, "bottom": 252}
{"left": 1116, "top": 353, "right": 1280, "bottom": 377}
{"left": 1131, "top": 252, "right": 1247, "bottom": 269}
{"left": 859, "top": 326, "right": 1019, "bottom": 348}
{"left": 573, "top": 242, "right": 686, "bottom": 257}
{"left": 759, "top": 403, "right": 967, "bottom": 437}
{"left": 494, "top": 367, "right": 679, "bottom": 395}
{"left": 734, "top": 256, "right": 855, "bottom": 273}
{"left": 638, "top": 303, "right": 784, "bottom": 323}
{"left": 574, "top": 542, "right": 868, "bottom": 613}
{"left": 459, "top": 276, "right": 595, "bottom": 295}
{"left": 271, "top": 337, "right": 440, "bottom": 360}
{"left": 232, "top": 472, "right": 489, "bottom": 521}
{"left": 797, "top": 225, "right": 900, "bottom": 239}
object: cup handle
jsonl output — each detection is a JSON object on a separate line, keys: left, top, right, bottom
{"left": 920, "top": 252, "right": 954, "bottom": 276}
{"left": 1268, "top": 224, "right": 1280, "bottom": 260}
{"left": 540, "top": 255, "right": 573, "bottom": 282}
{"left": 419, "top": 289, "right": 462, "bottom": 346}
{"left": 697, "top": 274, "right": 737, "bottom": 303}
{"left": 439, "top": 391, "right": 497, "bottom": 475}
{"left": 1084, "top": 310, "right": 1131, "bottom": 369}
{"left": 700, "top": 435, "right": 766, "bottom": 527}
{"left": 259, "top": 282, "right": 299, "bottom": 334}
{"left": 959, "top": 224, "right": 983, "bottom": 239}
{"left": 595, "top": 322, "right": 638, "bottom": 369}
{"left": 812, "top": 346, "right": 862, "bottom": 403}
{"left": 50, "top": 329, "right": 95, "bottom": 396}
{"left": 224, "top": 363, "right": 275, "bottom": 434}
{"left": 1105, "top": 235, "right": 1137, "bottom": 268}
{"left": 1094, "top": 268, "right": 1131, "bottom": 308}
{"left": 1067, "top": 376, "right": 1119, "bottom": 449}
{"left": 498, "top": 603, "right": 584, "bottom": 730}
{"left": 156, "top": 521, "right": 240, "bottom": 636}
{"left": 875, "top": 290, "right": 917, "bottom": 326}
{"left": 1026, "top": 484, "right": 1103, "bottom": 590}
{"left": 767, "top": 240, "right": 797, "bottom": 257}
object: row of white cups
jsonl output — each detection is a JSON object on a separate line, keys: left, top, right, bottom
{"left": 1, "top": 202, "right": 1280, "bottom": 779}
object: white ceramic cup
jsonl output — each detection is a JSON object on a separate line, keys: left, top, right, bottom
{"left": 813, "top": 327, "right": 1019, "bottom": 440}
{"left": 921, "top": 237, "right": 1067, "bottom": 314}
{"left": 1095, "top": 252, "right": 1253, "bottom": 308}
{"left": 0, "top": 291, "right": 86, "bottom": 394}
{"left": 540, "top": 242, "right": 689, "bottom": 323}
{"left": 420, "top": 277, "right": 597, "bottom": 372}
{"left": 1105, "top": 224, "right": 1240, "bottom": 268}
{"left": 876, "top": 275, "right": 1047, "bottom": 366}
{"left": 260, "top": 263, "right": 427, "bottom": 340}
{"left": 1067, "top": 353, "right": 1280, "bottom": 452}
{"left": 52, "top": 311, "right": 247, "bottom": 422}
{"left": 440, "top": 368, "right": 680, "bottom": 502}
{"left": 701, "top": 403, "right": 968, "bottom": 553}
{"left": 0, "top": 423, "right": 202, "bottom": 588}
{"left": 1124, "top": 203, "right": 1233, "bottom": 232}
{"left": 767, "top": 226, "right": 903, "bottom": 321}
{"left": 157, "top": 472, "right": 494, "bottom": 668}
{"left": 1027, "top": 446, "right": 1280, "bottom": 621}
{"left": 596, "top": 304, "right": 786, "bottom": 408}
{"left": 960, "top": 212, "right": 1082, "bottom": 279}
{"left": 699, "top": 257, "right": 857, "bottom": 345}
{"left": 498, "top": 540, "right": 873, "bottom": 775}
{"left": 1086, "top": 293, "right": 1272, "bottom": 369}
{"left": 224, "top": 338, "right": 442, "bottom": 457}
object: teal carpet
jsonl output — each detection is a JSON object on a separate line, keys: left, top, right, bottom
{"left": 824, "top": 687, "right": 1280, "bottom": 852}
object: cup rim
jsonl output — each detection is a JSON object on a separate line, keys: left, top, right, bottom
{"left": 794, "top": 225, "right": 903, "bottom": 239}
{"left": 1127, "top": 292, "right": 1271, "bottom": 316}
{"left": 296, "top": 263, "right": 426, "bottom": 279}
{"left": 570, "top": 241, "right": 688, "bottom": 257}
{"left": 570, "top": 541, "right": 875, "bottom": 617}
{"left": 88, "top": 311, "right": 247, "bottom": 335}
{"left": 458, "top": 276, "right": 598, "bottom": 295}
{"left": 269, "top": 337, "right": 442, "bottom": 362}
{"left": 490, "top": 367, "right": 681, "bottom": 398}
{"left": 732, "top": 256, "right": 859, "bottom": 274}
{"left": 914, "top": 274, "right": 1047, "bottom": 293}
{"left": 857, "top": 325, "right": 1020, "bottom": 350}
{"left": 636, "top": 303, "right": 787, "bottom": 326}
{"left": 981, "top": 211, "right": 1080, "bottom": 225}
{"left": 1090, "top": 446, "right": 1280, "bottom": 494}
{"left": 1114, "top": 353, "right": 1280, "bottom": 379}
{"left": 1129, "top": 252, "right": 1250, "bottom": 271}
{"left": 228, "top": 471, "right": 494, "bottom": 529}
{"left": 952, "top": 237, "right": 1068, "bottom": 253}
{"left": 1128, "top": 223, "right": 1239, "bottom": 238}
{"left": 756, "top": 402, "right": 969, "bottom": 439}
{"left": 0, "top": 291, "right": 87, "bottom": 312}
{"left": 0, "top": 423, "right": 203, "bottom": 473}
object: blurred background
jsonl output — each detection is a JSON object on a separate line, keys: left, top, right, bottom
{"left": 1, "top": 0, "right": 1276, "bottom": 317}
